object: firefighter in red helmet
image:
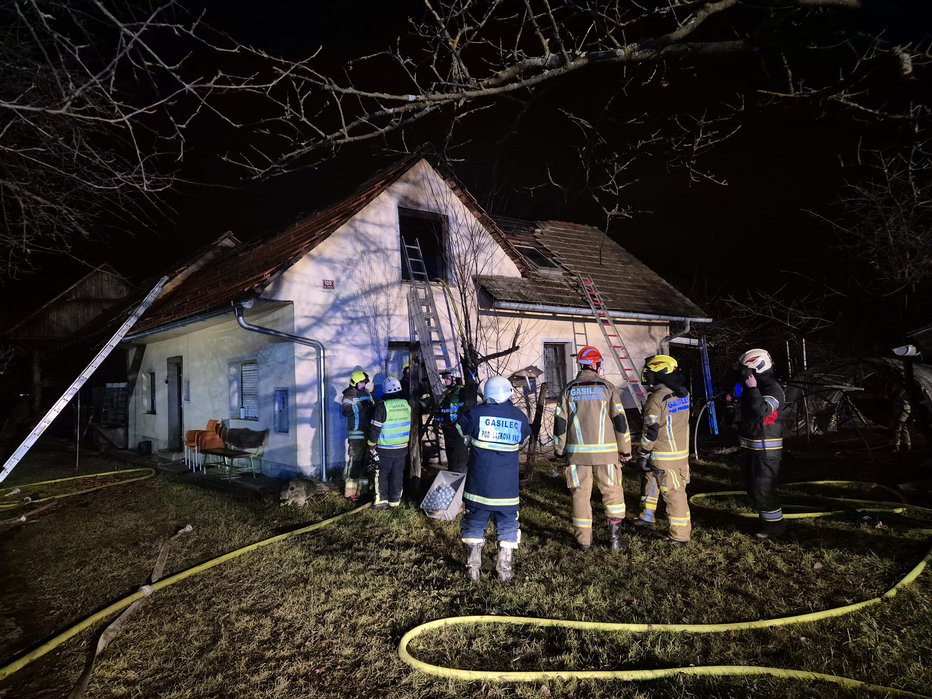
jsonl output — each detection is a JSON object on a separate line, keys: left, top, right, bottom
{"left": 553, "top": 345, "right": 632, "bottom": 550}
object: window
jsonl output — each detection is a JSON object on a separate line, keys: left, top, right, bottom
{"left": 543, "top": 343, "right": 570, "bottom": 400}
{"left": 273, "top": 388, "right": 289, "bottom": 434}
{"left": 386, "top": 341, "right": 411, "bottom": 380}
{"left": 399, "top": 208, "right": 447, "bottom": 281}
{"left": 240, "top": 361, "right": 259, "bottom": 420}
{"left": 146, "top": 372, "right": 157, "bottom": 414}
{"left": 515, "top": 245, "right": 560, "bottom": 271}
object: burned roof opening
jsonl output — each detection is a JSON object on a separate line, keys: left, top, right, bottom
{"left": 514, "top": 245, "right": 559, "bottom": 272}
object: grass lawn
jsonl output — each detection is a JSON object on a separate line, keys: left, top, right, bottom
{"left": 0, "top": 438, "right": 930, "bottom": 698}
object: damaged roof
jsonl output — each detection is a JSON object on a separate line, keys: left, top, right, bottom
{"left": 480, "top": 219, "right": 709, "bottom": 321}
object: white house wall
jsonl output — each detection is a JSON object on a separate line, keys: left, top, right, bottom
{"left": 128, "top": 304, "right": 299, "bottom": 476}
{"left": 263, "top": 158, "right": 522, "bottom": 477}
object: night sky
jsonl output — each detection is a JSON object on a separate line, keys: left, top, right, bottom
{"left": 6, "top": 1, "right": 930, "bottom": 348}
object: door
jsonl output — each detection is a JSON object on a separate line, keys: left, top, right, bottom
{"left": 166, "top": 356, "right": 183, "bottom": 451}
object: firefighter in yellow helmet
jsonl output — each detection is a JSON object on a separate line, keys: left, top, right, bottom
{"left": 341, "top": 369, "right": 374, "bottom": 500}
{"left": 632, "top": 355, "right": 692, "bottom": 545}
{"left": 553, "top": 346, "right": 632, "bottom": 551}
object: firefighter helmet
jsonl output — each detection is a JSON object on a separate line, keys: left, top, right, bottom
{"left": 483, "top": 375, "right": 514, "bottom": 404}
{"left": 641, "top": 355, "right": 678, "bottom": 385}
{"left": 383, "top": 377, "right": 402, "bottom": 395}
{"left": 577, "top": 346, "right": 603, "bottom": 366}
{"left": 350, "top": 370, "right": 370, "bottom": 386}
{"left": 737, "top": 348, "right": 773, "bottom": 374}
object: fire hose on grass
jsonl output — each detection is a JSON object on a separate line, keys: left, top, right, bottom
{"left": 0, "top": 468, "right": 156, "bottom": 513}
{"left": 0, "top": 474, "right": 930, "bottom": 697}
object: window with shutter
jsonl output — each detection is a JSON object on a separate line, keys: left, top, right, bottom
{"left": 240, "top": 361, "right": 259, "bottom": 420}
{"left": 543, "top": 343, "right": 569, "bottom": 400}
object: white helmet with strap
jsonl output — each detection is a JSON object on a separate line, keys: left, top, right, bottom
{"left": 737, "top": 348, "right": 773, "bottom": 374}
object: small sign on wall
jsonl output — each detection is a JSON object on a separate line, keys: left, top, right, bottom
{"left": 322, "top": 279, "right": 335, "bottom": 290}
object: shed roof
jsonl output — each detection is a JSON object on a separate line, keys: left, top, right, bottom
{"left": 480, "top": 219, "right": 709, "bottom": 321}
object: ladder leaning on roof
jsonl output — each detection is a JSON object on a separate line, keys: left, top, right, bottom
{"left": 574, "top": 273, "right": 649, "bottom": 409}
{"left": 0, "top": 276, "right": 169, "bottom": 484}
{"left": 401, "top": 237, "right": 455, "bottom": 402}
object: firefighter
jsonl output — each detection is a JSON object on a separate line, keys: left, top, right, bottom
{"left": 890, "top": 390, "right": 912, "bottom": 452}
{"left": 736, "top": 348, "right": 786, "bottom": 539}
{"left": 439, "top": 369, "right": 468, "bottom": 473}
{"left": 458, "top": 375, "right": 531, "bottom": 582}
{"left": 367, "top": 376, "right": 412, "bottom": 510}
{"left": 341, "top": 370, "right": 374, "bottom": 500}
{"left": 553, "top": 346, "right": 632, "bottom": 551}
{"left": 631, "top": 355, "right": 692, "bottom": 545}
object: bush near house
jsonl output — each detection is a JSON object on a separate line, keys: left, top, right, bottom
{"left": 0, "top": 439, "right": 930, "bottom": 698}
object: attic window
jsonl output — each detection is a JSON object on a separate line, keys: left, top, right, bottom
{"left": 515, "top": 245, "right": 559, "bottom": 271}
{"left": 399, "top": 208, "right": 447, "bottom": 282}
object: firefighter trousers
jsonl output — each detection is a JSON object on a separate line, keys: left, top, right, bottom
{"left": 638, "top": 461, "right": 691, "bottom": 542}
{"left": 343, "top": 440, "right": 370, "bottom": 499}
{"left": 442, "top": 426, "right": 469, "bottom": 473}
{"left": 565, "top": 463, "right": 626, "bottom": 547}
{"left": 739, "top": 447, "right": 785, "bottom": 532}
{"left": 460, "top": 506, "right": 520, "bottom": 548}
{"left": 376, "top": 448, "right": 406, "bottom": 506}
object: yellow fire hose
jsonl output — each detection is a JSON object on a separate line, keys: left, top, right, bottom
{"left": 0, "top": 468, "right": 156, "bottom": 513}
{"left": 2, "top": 474, "right": 930, "bottom": 697}
{"left": 398, "top": 482, "right": 932, "bottom": 697}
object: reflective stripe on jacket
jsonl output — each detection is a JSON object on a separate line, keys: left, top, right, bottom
{"left": 553, "top": 369, "right": 631, "bottom": 465}
{"left": 641, "top": 385, "right": 690, "bottom": 465}
{"left": 737, "top": 373, "right": 785, "bottom": 451}
{"left": 341, "top": 386, "right": 374, "bottom": 441}
{"left": 367, "top": 398, "right": 411, "bottom": 450}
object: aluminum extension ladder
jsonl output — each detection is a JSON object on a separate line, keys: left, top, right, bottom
{"left": 401, "top": 238, "right": 455, "bottom": 402}
{"left": 700, "top": 335, "right": 720, "bottom": 435}
{"left": 575, "top": 273, "right": 648, "bottom": 408}
{"left": 0, "top": 276, "right": 168, "bottom": 483}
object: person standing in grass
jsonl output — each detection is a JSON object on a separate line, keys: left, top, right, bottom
{"left": 367, "top": 376, "right": 412, "bottom": 510}
{"left": 736, "top": 348, "right": 786, "bottom": 539}
{"left": 553, "top": 346, "right": 632, "bottom": 551}
{"left": 458, "top": 375, "right": 530, "bottom": 582}
{"left": 631, "top": 355, "right": 692, "bottom": 546}
{"left": 341, "top": 369, "right": 374, "bottom": 501}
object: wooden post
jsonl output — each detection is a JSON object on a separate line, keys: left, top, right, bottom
{"left": 408, "top": 342, "right": 422, "bottom": 496}
{"left": 522, "top": 382, "right": 548, "bottom": 485}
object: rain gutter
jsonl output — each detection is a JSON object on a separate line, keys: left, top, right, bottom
{"left": 490, "top": 301, "right": 712, "bottom": 324}
{"left": 233, "top": 303, "right": 329, "bottom": 481}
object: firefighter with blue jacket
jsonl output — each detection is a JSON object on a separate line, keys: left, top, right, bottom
{"left": 632, "top": 355, "right": 692, "bottom": 545}
{"left": 458, "top": 375, "right": 531, "bottom": 582}
{"left": 736, "top": 348, "right": 786, "bottom": 539}
{"left": 553, "top": 346, "right": 632, "bottom": 551}
{"left": 367, "top": 376, "right": 412, "bottom": 510}
{"left": 341, "top": 370, "right": 374, "bottom": 500}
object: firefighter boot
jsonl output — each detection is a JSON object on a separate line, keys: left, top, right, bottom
{"left": 496, "top": 547, "right": 515, "bottom": 582}
{"left": 465, "top": 544, "right": 483, "bottom": 583}
{"left": 608, "top": 520, "right": 626, "bottom": 552}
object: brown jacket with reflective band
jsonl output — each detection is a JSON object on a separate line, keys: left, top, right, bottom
{"left": 640, "top": 384, "right": 690, "bottom": 467}
{"left": 553, "top": 369, "right": 631, "bottom": 465}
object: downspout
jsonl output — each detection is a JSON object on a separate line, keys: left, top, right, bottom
{"left": 660, "top": 319, "right": 691, "bottom": 355}
{"left": 233, "top": 303, "right": 329, "bottom": 481}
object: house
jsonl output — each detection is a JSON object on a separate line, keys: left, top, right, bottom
{"left": 123, "top": 156, "right": 710, "bottom": 479}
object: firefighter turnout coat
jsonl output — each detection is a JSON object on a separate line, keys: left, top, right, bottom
{"left": 341, "top": 385, "right": 374, "bottom": 441}
{"left": 458, "top": 401, "right": 530, "bottom": 511}
{"left": 553, "top": 369, "right": 631, "bottom": 464}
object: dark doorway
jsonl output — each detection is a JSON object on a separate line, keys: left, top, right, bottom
{"left": 166, "top": 356, "right": 183, "bottom": 451}
{"left": 399, "top": 208, "right": 447, "bottom": 281}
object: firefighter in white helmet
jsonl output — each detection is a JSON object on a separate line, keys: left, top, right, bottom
{"left": 553, "top": 346, "right": 632, "bottom": 551}
{"left": 367, "top": 376, "right": 412, "bottom": 510}
{"left": 736, "top": 348, "right": 786, "bottom": 539}
{"left": 457, "top": 375, "right": 530, "bottom": 582}
{"left": 631, "top": 355, "right": 691, "bottom": 545}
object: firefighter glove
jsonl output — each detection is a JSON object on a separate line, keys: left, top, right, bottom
{"left": 635, "top": 454, "right": 651, "bottom": 473}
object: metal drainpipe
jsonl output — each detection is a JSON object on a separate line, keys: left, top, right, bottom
{"left": 233, "top": 303, "right": 329, "bottom": 481}
{"left": 660, "top": 319, "right": 691, "bottom": 355}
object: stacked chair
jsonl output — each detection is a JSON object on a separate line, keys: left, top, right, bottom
{"left": 183, "top": 419, "right": 223, "bottom": 472}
